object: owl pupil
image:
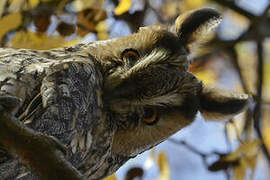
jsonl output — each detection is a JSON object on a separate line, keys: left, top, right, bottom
{"left": 129, "top": 55, "right": 137, "bottom": 66}
{"left": 144, "top": 107, "right": 154, "bottom": 119}
{"left": 129, "top": 55, "right": 137, "bottom": 62}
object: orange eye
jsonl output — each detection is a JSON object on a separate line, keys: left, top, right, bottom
{"left": 121, "top": 49, "right": 140, "bottom": 63}
{"left": 143, "top": 107, "right": 158, "bottom": 125}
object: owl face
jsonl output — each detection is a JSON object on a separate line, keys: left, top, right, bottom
{"left": 84, "top": 8, "right": 250, "bottom": 158}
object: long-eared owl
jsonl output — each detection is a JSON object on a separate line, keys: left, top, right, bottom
{"left": 0, "top": 8, "right": 250, "bottom": 179}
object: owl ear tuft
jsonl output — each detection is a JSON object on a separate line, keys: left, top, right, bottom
{"left": 199, "top": 85, "right": 251, "bottom": 121}
{"left": 175, "top": 8, "right": 222, "bottom": 51}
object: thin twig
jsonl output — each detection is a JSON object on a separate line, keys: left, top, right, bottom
{"left": 212, "top": 0, "right": 256, "bottom": 19}
{"left": 168, "top": 139, "right": 224, "bottom": 168}
{"left": 168, "top": 138, "right": 231, "bottom": 179}
{"left": 253, "top": 40, "right": 270, "bottom": 166}
{"left": 168, "top": 139, "right": 209, "bottom": 165}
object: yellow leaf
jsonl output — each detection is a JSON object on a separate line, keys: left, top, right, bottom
{"left": 72, "top": 0, "right": 103, "bottom": 12}
{"left": 0, "top": 13, "right": 22, "bottom": 42}
{"left": 234, "top": 158, "right": 248, "bottom": 180}
{"left": 97, "top": 32, "right": 109, "bottom": 40}
{"left": 264, "top": 123, "right": 270, "bottom": 150}
{"left": 263, "top": 61, "right": 270, "bottom": 100}
{"left": 9, "top": 31, "right": 79, "bottom": 50}
{"left": 235, "top": 42, "right": 257, "bottom": 95}
{"left": 186, "top": 0, "right": 207, "bottom": 9}
{"left": 209, "top": 140, "right": 259, "bottom": 179}
{"left": 0, "top": 0, "right": 8, "bottom": 17}
{"left": 104, "top": 174, "right": 117, "bottom": 180}
{"left": 114, "top": 0, "right": 131, "bottom": 15}
{"left": 233, "top": 155, "right": 258, "bottom": 180}
{"left": 245, "top": 155, "right": 258, "bottom": 179}
{"left": 181, "top": 0, "right": 208, "bottom": 11}
{"left": 96, "top": 20, "right": 109, "bottom": 40}
{"left": 235, "top": 140, "right": 260, "bottom": 157}
{"left": 224, "top": 140, "right": 260, "bottom": 162}
{"left": 157, "top": 152, "right": 170, "bottom": 180}
{"left": 193, "top": 69, "right": 217, "bottom": 84}
{"left": 28, "top": 0, "right": 39, "bottom": 9}
{"left": 96, "top": 20, "right": 108, "bottom": 32}
{"left": 8, "top": 0, "right": 25, "bottom": 13}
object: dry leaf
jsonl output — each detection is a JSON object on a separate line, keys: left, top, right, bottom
{"left": 9, "top": 31, "right": 78, "bottom": 50}
{"left": 93, "top": 9, "right": 107, "bottom": 22}
{"left": 77, "top": 9, "right": 98, "bottom": 36}
{"left": 244, "top": 155, "right": 258, "bottom": 179}
{"left": 114, "top": 0, "right": 131, "bottom": 15}
{"left": 235, "top": 42, "right": 257, "bottom": 95}
{"left": 263, "top": 60, "right": 270, "bottom": 100}
{"left": 0, "top": 13, "right": 22, "bottom": 43}
{"left": 233, "top": 158, "right": 248, "bottom": 180}
{"left": 157, "top": 152, "right": 170, "bottom": 180}
{"left": 77, "top": 8, "right": 107, "bottom": 37}
{"left": 125, "top": 167, "right": 144, "bottom": 180}
{"left": 96, "top": 20, "right": 108, "bottom": 40}
{"left": 208, "top": 140, "right": 260, "bottom": 180}
{"left": 224, "top": 140, "right": 260, "bottom": 161}
{"left": 233, "top": 154, "right": 258, "bottom": 180}
{"left": 34, "top": 16, "right": 51, "bottom": 33}
{"left": 8, "top": 0, "right": 25, "bottom": 13}
{"left": 97, "top": 32, "right": 109, "bottom": 40}
{"left": 96, "top": 20, "right": 107, "bottom": 32}
{"left": 0, "top": 0, "right": 8, "bottom": 17}
{"left": 208, "top": 153, "right": 239, "bottom": 172}
{"left": 28, "top": 0, "right": 40, "bottom": 9}
{"left": 263, "top": 122, "right": 270, "bottom": 150}
{"left": 180, "top": 0, "right": 208, "bottom": 12}
{"left": 193, "top": 69, "right": 217, "bottom": 84}
{"left": 71, "top": 0, "right": 103, "bottom": 12}
{"left": 57, "top": 22, "right": 76, "bottom": 36}
{"left": 185, "top": 0, "right": 207, "bottom": 9}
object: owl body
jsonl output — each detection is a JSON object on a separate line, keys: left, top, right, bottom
{"left": 0, "top": 8, "right": 250, "bottom": 179}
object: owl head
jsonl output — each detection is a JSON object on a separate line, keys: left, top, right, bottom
{"left": 85, "top": 8, "right": 250, "bottom": 160}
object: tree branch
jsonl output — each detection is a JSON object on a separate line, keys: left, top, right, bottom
{"left": 212, "top": 0, "right": 256, "bottom": 19}
{"left": 253, "top": 40, "right": 270, "bottom": 166}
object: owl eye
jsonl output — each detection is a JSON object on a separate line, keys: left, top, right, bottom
{"left": 121, "top": 49, "right": 140, "bottom": 64}
{"left": 143, "top": 107, "right": 158, "bottom": 125}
